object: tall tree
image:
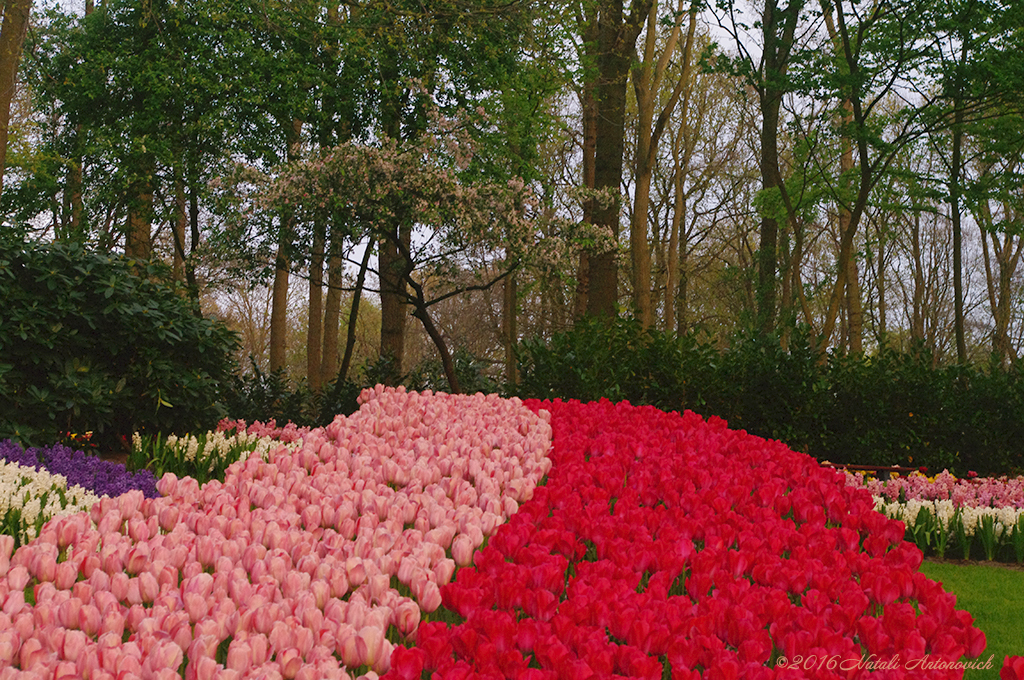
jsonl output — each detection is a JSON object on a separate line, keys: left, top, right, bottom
{"left": 713, "top": 0, "right": 808, "bottom": 333}
{"left": 0, "top": 0, "right": 31, "bottom": 196}
{"left": 628, "top": 0, "right": 698, "bottom": 327}
{"left": 586, "top": 0, "right": 654, "bottom": 317}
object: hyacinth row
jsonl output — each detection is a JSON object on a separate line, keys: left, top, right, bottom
{"left": 384, "top": 399, "right": 987, "bottom": 680}
{"left": 0, "top": 387, "right": 552, "bottom": 679}
{"left": 841, "top": 471, "right": 1024, "bottom": 562}
{"left": 0, "top": 459, "right": 103, "bottom": 548}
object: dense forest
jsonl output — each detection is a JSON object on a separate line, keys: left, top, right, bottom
{"left": 2, "top": 0, "right": 1024, "bottom": 393}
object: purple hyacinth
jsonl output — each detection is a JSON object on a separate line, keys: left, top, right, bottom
{"left": 0, "top": 440, "right": 159, "bottom": 498}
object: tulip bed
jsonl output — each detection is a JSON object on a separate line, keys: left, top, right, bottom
{"left": 845, "top": 471, "right": 1024, "bottom": 562}
{"left": 0, "top": 387, "right": 552, "bottom": 679}
{"left": 384, "top": 399, "right": 988, "bottom": 680}
{"left": 0, "top": 388, "right": 1000, "bottom": 679}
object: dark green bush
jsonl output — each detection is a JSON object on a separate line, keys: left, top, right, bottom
{"left": 514, "top": 319, "right": 1024, "bottom": 476}
{"left": 224, "top": 362, "right": 362, "bottom": 428}
{"left": 0, "top": 235, "right": 239, "bottom": 451}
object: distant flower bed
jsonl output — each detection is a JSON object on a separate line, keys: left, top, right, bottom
{"left": 846, "top": 470, "right": 1024, "bottom": 561}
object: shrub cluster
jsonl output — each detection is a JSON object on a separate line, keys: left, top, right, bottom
{"left": 514, "top": 318, "right": 1024, "bottom": 476}
{"left": 0, "top": 235, "right": 239, "bottom": 451}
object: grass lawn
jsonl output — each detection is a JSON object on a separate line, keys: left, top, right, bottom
{"left": 919, "top": 559, "right": 1024, "bottom": 679}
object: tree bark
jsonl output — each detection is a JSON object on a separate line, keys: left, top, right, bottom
{"left": 754, "top": 0, "right": 803, "bottom": 334}
{"left": 125, "top": 155, "right": 154, "bottom": 261}
{"left": 586, "top": 0, "right": 654, "bottom": 318}
{"left": 911, "top": 212, "right": 925, "bottom": 344}
{"left": 340, "top": 239, "right": 372, "bottom": 382}
{"left": 307, "top": 221, "right": 325, "bottom": 392}
{"left": 172, "top": 170, "right": 187, "bottom": 282}
{"left": 950, "top": 101, "right": 967, "bottom": 364}
{"left": 269, "top": 118, "right": 303, "bottom": 373}
{"left": 0, "top": 0, "right": 30, "bottom": 197}
{"left": 574, "top": 1, "right": 598, "bottom": 320}
{"left": 379, "top": 223, "right": 411, "bottom": 382}
{"left": 503, "top": 269, "right": 518, "bottom": 385}
{"left": 321, "top": 242, "right": 343, "bottom": 385}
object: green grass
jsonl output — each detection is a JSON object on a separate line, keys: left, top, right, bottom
{"left": 919, "top": 559, "right": 1024, "bottom": 679}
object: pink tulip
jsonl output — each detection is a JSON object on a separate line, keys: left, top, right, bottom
{"left": 226, "top": 639, "right": 253, "bottom": 673}
{"left": 249, "top": 633, "right": 270, "bottom": 665}
{"left": 2, "top": 590, "right": 25, "bottom": 618}
{"left": 0, "top": 630, "right": 18, "bottom": 665}
{"left": 393, "top": 599, "right": 420, "bottom": 637}
{"left": 309, "top": 580, "right": 330, "bottom": 609}
{"left": 18, "top": 635, "right": 46, "bottom": 668}
{"left": 57, "top": 596, "right": 82, "bottom": 629}
{"left": 278, "top": 647, "right": 303, "bottom": 679}
{"left": 451, "top": 534, "right": 474, "bottom": 567}
{"left": 52, "top": 661, "right": 78, "bottom": 680}
{"left": 338, "top": 626, "right": 361, "bottom": 668}
{"left": 79, "top": 603, "right": 102, "bottom": 637}
{"left": 7, "top": 565, "right": 29, "bottom": 591}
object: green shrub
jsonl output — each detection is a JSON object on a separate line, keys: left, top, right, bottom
{"left": 0, "top": 235, "right": 239, "bottom": 451}
{"left": 514, "top": 319, "right": 1024, "bottom": 476}
{"left": 224, "top": 361, "right": 362, "bottom": 428}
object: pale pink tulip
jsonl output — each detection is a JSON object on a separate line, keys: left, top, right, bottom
{"left": 79, "top": 603, "right": 102, "bottom": 637}
{"left": 18, "top": 635, "right": 46, "bottom": 668}
{"left": 278, "top": 647, "right": 303, "bottom": 679}
{"left": 309, "top": 580, "right": 330, "bottom": 610}
{"left": 248, "top": 633, "right": 270, "bottom": 665}
{"left": 53, "top": 560, "right": 77, "bottom": 591}
{"left": 125, "top": 543, "right": 151, "bottom": 575}
{"left": 57, "top": 597, "right": 82, "bottom": 629}
{"left": 139, "top": 571, "right": 160, "bottom": 603}
{"left": 450, "top": 534, "right": 474, "bottom": 567}
{"left": 109, "top": 572, "right": 129, "bottom": 602}
{"left": 281, "top": 570, "right": 310, "bottom": 600}
{"left": 225, "top": 639, "right": 253, "bottom": 673}
{"left": 7, "top": 565, "right": 29, "bottom": 591}
{"left": 0, "top": 630, "right": 17, "bottom": 665}
{"left": 2, "top": 590, "right": 25, "bottom": 618}
{"left": 184, "top": 592, "right": 209, "bottom": 623}
{"left": 52, "top": 661, "right": 78, "bottom": 680}
{"left": 268, "top": 620, "right": 295, "bottom": 653}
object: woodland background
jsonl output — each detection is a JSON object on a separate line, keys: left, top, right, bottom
{"left": 2, "top": 0, "right": 1024, "bottom": 473}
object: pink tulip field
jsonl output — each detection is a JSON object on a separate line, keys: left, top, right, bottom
{"left": 0, "top": 386, "right": 1009, "bottom": 678}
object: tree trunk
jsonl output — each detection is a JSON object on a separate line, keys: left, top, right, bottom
{"left": 876, "top": 216, "right": 887, "bottom": 342}
{"left": 0, "top": 0, "right": 30, "bottom": 197}
{"left": 172, "top": 170, "right": 187, "bottom": 282}
{"left": 950, "top": 102, "right": 967, "bottom": 363}
{"left": 340, "top": 239, "right": 372, "bottom": 382}
{"left": 754, "top": 0, "right": 803, "bottom": 334}
{"left": 321, "top": 242, "right": 343, "bottom": 385}
{"left": 586, "top": 0, "right": 654, "bottom": 318}
{"left": 911, "top": 212, "right": 925, "bottom": 344}
{"left": 503, "top": 269, "right": 518, "bottom": 385}
{"left": 269, "top": 118, "right": 303, "bottom": 373}
{"left": 574, "top": 2, "right": 598, "bottom": 320}
{"left": 307, "top": 221, "right": 325, "bottom": 392}
{"left": 125, "top": 155, "right": 154, "bottom": 261}
{"left": 629, "top": 0, "right": 694, "bottom": 328}
{"left": 406, "top": 275, "right": 460, "bottom": 394}
{"left": 379, "top": 223, "right": 411, "bottom": 382}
